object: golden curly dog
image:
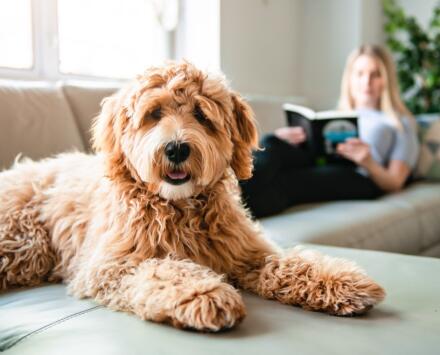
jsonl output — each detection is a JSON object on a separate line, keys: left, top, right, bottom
{"left": 0, "top": 62, "right": 385, "bottom": 331}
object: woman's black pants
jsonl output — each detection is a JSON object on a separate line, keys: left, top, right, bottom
{"left": 240, "top": 134, "right": 384, "bottom": 218}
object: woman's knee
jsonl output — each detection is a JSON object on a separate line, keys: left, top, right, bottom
{"left": 241, "top": 185, "right": 290, "bottom": 219}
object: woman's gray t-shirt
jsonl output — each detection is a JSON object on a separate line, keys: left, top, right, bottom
{"left": 357, "top": 108, "right": 419, "bottom": 171}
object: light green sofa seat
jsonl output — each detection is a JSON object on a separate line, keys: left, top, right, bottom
{"left": 1, "top": 245, "right": 439, "bottom": 355}
{"left": 260, "top": 182, "right": 440, "bottom": 257}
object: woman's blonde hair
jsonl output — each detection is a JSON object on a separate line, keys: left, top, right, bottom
{"left": 338, "top": 44, "right": 414, "bottom": 129}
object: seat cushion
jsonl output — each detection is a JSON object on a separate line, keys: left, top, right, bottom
{"left": 61, "top": 81, "right": 120, "bottom": 151}
{"left": 260, "top": 182, "right": 440, "bottom": 256}
{"left": 384, "top": 182, "right": 440, "bottom": 252}
{"left": 0, "top": 80, "right": 85, "bottom": 170}
{"left": 1, "top": 245, "right": 439, "bottom": 355}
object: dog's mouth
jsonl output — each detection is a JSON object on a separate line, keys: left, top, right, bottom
{"left": 164, "top": 170, "right": 191, "bottom": 185}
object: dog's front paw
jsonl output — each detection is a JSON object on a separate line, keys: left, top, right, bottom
{"left": 321, "top": 275, "right": 385, "bottom": 316}
{"left": 303, "top": 266, "right": 386, "bottom": 316}
{"left": 173, "top": 282, "right": 246, "bottom": 332}
{"left": 268, "top": 249, "right": 386, "bottom": 316}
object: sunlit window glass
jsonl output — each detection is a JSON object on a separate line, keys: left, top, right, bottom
{"left": 57, "top": 0, "right": 168, "bottom": 79}
{"left": 0, "top": 0, "right": 33, "bottom": 69}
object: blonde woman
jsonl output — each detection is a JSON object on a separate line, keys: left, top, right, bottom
{"left": 241, "top": 44, "right": 419, "bottom": 218}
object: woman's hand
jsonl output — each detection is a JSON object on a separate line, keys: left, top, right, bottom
{"left": 274, "top": 126, "right": 307, "bottom": 145}
{"left": 338, "top": 138, "right": 411, "bottom": 192}
{"left": 336, "top": 138, "right": 373, "bottom": 167}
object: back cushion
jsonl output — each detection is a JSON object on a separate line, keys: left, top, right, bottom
{"left": 0, "top": 80, "right": 85, "bottom": 170}
{"left": 62, "top": 82, "right": 120, "bottom": 151}
{"left": 415, "top": 114, "right": 440, "bottom": 180}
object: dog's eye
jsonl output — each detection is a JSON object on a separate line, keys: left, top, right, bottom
{"left": 193, "top": 106, "right": 208, "bottom": 123}
{"left": 194, "top": 106, "right": 216, "bottom": 131}
{"left": 150, "top": 107, "right": 162, "bottom": 120}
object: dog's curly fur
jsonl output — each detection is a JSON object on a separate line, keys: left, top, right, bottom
{"left": 0, "top": 62, "right": 385, "bottom": 331}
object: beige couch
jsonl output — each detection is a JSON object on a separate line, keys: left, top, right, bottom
{"left": 1, "top": 79, "right": 440, "bottom": 355}
{"left": 1, "top": 79, "right": 440, "bottom": 257}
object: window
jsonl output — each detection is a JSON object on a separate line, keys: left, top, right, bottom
{"left": 57, "top": 0, "right": 171, "bottom": 79}
{"left": 0, "top": 0, "right": 219, "bottom": 81}
{"left": 0, "top": 0, "right": 33, "bottom": 69}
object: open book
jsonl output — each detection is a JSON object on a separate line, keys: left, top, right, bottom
{"left": 283, "top": 103, "right": 358, "bottom": 165}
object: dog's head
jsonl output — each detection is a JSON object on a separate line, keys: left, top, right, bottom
{"left": 92, "top": 62, "right": 258, "bottom": 200}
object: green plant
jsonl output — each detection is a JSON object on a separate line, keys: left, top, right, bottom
{"left": 383, "top": 0, "right": 440, "bottom": 114}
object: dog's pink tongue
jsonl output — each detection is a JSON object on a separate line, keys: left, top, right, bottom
{"left": 167, "top": 171, "right": 187, "bottom": 180}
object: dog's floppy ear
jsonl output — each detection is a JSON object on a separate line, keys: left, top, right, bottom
{"left": 92, "top": 95, "right": 119, "bottom": 154}
{"left": 91, "top": 89, "right": 135, "bottom": 181}
{"left": 230, "top": 92, "right": 259, "bottom": 180}
{"left": 92, "top": 87, "right": 131, "bottom": 154}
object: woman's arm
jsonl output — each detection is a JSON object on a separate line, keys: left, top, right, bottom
{"left": 337, "top": 138, "right": 411, "bottom": 192}
{"left": 362, "top": 159, "right": 410, "bottom": 192}
{"left": 274, "top": 126, "right": 306, "bottom": 145}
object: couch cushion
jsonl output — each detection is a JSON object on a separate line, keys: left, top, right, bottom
{"left": 260, "top": 182, "right": 440, "bottom": 256}
{"left": 415, "top": 114, "right": 440, "bottom": 180}
{"left": 61, "top": 81, "right": 120, "bottom": 151}
{"left": 1, "top": 246, "right": 439, "bottom": 355}
{"left": 383, "top": 182, "right": 440, "bottom": 253}
{"left": 0, "top": 80, "right": 85, "bottom": 170}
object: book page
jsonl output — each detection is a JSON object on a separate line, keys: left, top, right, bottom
{"left": 315, "top": 110, "right": 357, "bottom": 120}
{"left": 282, "top": 103, "right": 315, "bottom": 119}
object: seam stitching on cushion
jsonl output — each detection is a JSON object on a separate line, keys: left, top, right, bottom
{"left": 1, "top": 305, "right": 103, "bottom": 351}
{"left": 59, "top": 84, "right": 89, "bottom": 151}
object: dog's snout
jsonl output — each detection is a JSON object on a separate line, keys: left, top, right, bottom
{"left": 165, "top": 142, "right": 190, "bottom": 164}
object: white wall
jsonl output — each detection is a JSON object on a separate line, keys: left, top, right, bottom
{"left": 360, "top": 0, "right": 384, "bottom": 45}
{"left": 217, "top": 0, "right": 385, "bottom": 109}
{"left": 301, "top": 0, "right": 362, "bottom": 110}
{"left": 399, "top": 0, "right": 439, "bottom": 29}
{"left": 217, "top": 0, "right": 436, "bottom": 111}
{"left": 300, "top": 0, "right": 386, "bottom": 109}
{"left": 176, "top": 0, "right": 220, "bottom": 71}
{"left": 219, "top": 0, "right": 303, "bottom": 100}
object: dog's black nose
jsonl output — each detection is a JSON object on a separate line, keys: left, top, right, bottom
{"left": 165, "top": 142, "right": 190, "bottom": 164}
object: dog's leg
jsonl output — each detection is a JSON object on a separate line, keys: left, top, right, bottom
{"left": 210, "top": 200, "right": 384, "bottom": 316}
{"left": 0, "top": 164, "right": 58, "bottom": 291}
{"left": 0, "top": 203, "right": 57, "bottom": 291}
{"left": 220, "top": 78, "right": 384, "bottom": 315}
{"left": 69, "top": 257, "right": 246, "bottom": 331}
{"left": 235, "top": 246, "right": 385, "bottom": 316}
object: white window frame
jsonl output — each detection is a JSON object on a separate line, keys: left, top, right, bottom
{"left": 0, "top": 0, "right": 177, "bottom": 83}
